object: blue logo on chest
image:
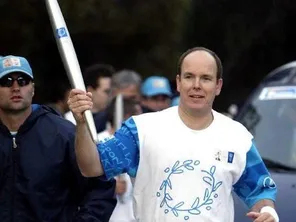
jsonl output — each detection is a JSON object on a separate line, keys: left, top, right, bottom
{"left": 228, "top": 152, "right": 235, "bottom": 163}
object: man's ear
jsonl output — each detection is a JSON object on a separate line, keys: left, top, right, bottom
{"left": 32, "top": 83, "right": 35, "bottom": 97}
{"left": 215, "top": 78, "right": 223, "bottom": 96}
{"left": 176, "top": 74, "right": 181, "bottom": 93}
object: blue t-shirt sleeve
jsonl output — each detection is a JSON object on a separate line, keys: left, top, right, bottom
{"left": 97, "top": 117, "right": 140, "bottom": 180}
{"left": 233, "top": 141, "right": 277, "bottom": 208}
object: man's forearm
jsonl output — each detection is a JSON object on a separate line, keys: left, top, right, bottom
{"left": 75, "top": 123, "right": 104, "bottom": 177}
{"left": 251, "top": 199, "right": 275, "bottom": 212}
{"left": 248, "top": 199, "right": 279, "bottom": 221}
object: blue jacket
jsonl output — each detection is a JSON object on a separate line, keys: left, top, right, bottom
{"left": 0, "top": 105, "right": 116, "bottom": 222}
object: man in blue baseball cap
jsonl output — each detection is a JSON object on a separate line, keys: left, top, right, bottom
{"left": 0, "top": 56, "right": 35, "bottom": 112}
{"left": 0, "top": 55, "right": 116, "bottom": 221}
{"left": 141, "top": 76, "right": 172, "bottom": 112}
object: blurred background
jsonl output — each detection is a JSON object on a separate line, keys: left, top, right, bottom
{"left": 1, "top": 0, "right": 296, "bottom": 113}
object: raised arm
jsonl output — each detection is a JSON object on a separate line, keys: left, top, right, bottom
{"left": 68, "top": 89, "right": 104, "bottom": 177}
{"left": 68, "top": 135, "right": 117, "bottom": 222}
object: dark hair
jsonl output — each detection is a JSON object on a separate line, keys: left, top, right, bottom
{"left": 177, "top": 47, "right": 223, "bottom": 79}
{"left": 46, "top": 80, "right": 71, "bottom": 103}
{"left": 106, "top": 97, "right": 140, "bottom": 126}
{"left": 83, "top": 64, "right": 115, "bottom": 89}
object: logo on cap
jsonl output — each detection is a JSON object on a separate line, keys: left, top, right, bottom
{"left": 153, "top": 79, "right": 166, "bottom": 88}
{"left": 3, "top": 57, "right": 21, "bottom": 68}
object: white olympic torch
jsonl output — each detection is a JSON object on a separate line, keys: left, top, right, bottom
{"left": 114, "top": 94, "right": 125, "bottom": 203}
{"left": 45, "top": 0, "right": 98, "bottom": 143}
{"left": 114, "top": 94, "right": 124, "bottom": 131}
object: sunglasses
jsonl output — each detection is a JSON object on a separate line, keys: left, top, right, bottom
{"left": 0, "top": 75, "right": 32, "bottom": 87}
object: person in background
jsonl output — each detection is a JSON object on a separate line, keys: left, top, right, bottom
{"left": 46, "top": 79, "right": 72, "bottom": 116}
{"left": 98, "top": 97, "right": 142, "bottom": 139}
{"left": 227, "top": 103, "right": 239, "bottom": 118}
{"left": 171, "top": 96, "right": 180, "bottom": 107}
{"left": 111, "top": 69, "right": 142, "bottom": 102}
{"left": 68, "top": 47, "right": 279, "bottom": 222}
{"left": 84, "top": 64, "right": 115, "bottom": 113}
{"left": 141, "top": 76, "right": 172, "bottom": 112}
{"left": 94, "top": 69, "right": 142, "bottom": 133}
{"left": 0, "top": 55, "right": 116, "bottom": 221}
{"left": 98, "top": 97, "right": 142, "bottom": 222}
{"left": 65, "top": 63, "right": 115, "bottom": 123}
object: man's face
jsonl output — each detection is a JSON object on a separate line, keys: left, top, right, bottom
{"left": 123, "top": 103, "right": 143, "bottom": 121}
{"left": 176, "top": 51, "right": 223, "bottom": 115}
{"left": 0, "top": 73, "right": 34, "bottom": 114}
{"left": 142, "top": 95, "right": 171, "bottom": 111}
{"left": 89, "top": 77, "right": 111, "bottom": 112}
{"left": 113, "top": 84, "right": 141, "bottom": 102}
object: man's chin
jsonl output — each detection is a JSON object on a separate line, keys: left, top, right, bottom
{"left": 3, "top": 104, "right": 31, "bottom": 114}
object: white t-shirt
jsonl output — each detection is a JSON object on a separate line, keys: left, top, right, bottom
{"left": 98, "top": 131, "right": 136, "bottom": 222}
{"left": 97, "top": 106, "right": 277, "bottom": 222}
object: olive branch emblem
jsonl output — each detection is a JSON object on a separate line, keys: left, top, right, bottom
{"left": 157, "top": 160, "right": 222, "bottom": 220}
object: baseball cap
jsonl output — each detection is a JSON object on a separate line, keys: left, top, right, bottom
{"left": 141, "top": 76, "right": 172, "bottom": 97}
{"left": 0, "top": 55, "right": 33, "bottom": 79}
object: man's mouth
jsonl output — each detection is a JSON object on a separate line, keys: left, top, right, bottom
{"left": 11, "top": 96, "right": 22, "bottom": 100}
{"left": 189, "top": 95, "right": 204, "bottom": 98}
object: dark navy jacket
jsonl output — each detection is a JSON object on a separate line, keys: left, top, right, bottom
{"left": 0, "top": 105, "right": 116, "bottom": 222}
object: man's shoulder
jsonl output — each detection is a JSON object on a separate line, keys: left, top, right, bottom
{"left": 213, "top": 110, "right": 252, "bottom": 136}
{"left": 213, "top": 111, "right": 254, "bottom": 154}
{"left": 138, "top": 106, "right": 177, "bottom": 118}
{"left": 133, "top": 106, "right": 177, "bottom": 122}
{"left": 214, "top": 110, "right": 244, "bottom": 127}
{"left": 36, "top": 106, "right": 76, "bottom": 131}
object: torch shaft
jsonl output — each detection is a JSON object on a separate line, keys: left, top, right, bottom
{"left": 45, "top": 0, "right": 98, "bottom": 143}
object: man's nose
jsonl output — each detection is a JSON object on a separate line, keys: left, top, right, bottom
{"left": 193, "top": 77, "right": 201, "bottom": 89}
{"left": 11, "top": 80, "right": 20, "bottom": 91}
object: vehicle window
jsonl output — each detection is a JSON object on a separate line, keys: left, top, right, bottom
{"left": 239, "top": 86, "right": 296, "bottom": 168}
{"left": 266, "top": 66, "right": 296, "bottom": 83}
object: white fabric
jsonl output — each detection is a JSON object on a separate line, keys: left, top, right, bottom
{"left": 64, "top": 111, "right": 76, "bottom": 124}
{"left": 10, "top": 131, "right": 17, "bottom": 136}
{"left": 98, "top": 131, "right": 136, "bottom": 222}
{"left": 131, "top": 106, "right": 253, "bottom": 222}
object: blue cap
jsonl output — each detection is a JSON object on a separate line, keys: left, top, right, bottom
{"left": 0, "top": 55, "right": 33, "bottom": 79}
{"left": 141, "top": 76, "right": 172, "bottom": 97}
{"left": 171, "top": 96, "right": 180, "bottom": 106}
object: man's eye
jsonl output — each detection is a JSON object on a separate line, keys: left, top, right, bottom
{"left": 203, "top": 76, "right": 211, "bottom": 81}
{"left": 104, "top": 89, "right": 111, "bottom": 94}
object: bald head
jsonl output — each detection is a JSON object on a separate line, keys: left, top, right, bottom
{"left": 177, "top": 47, "right": 223, "bottom": 79}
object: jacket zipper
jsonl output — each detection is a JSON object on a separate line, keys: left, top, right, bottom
{"left": 11, "top": 137, "right": 17, "bottom": 222}
{"left": 12, "top": 137, "right": 17, "bottom": 149}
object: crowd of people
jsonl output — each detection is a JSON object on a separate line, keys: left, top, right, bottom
{"left": 0, "top": 47, "right": 279, "bottom": 222}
